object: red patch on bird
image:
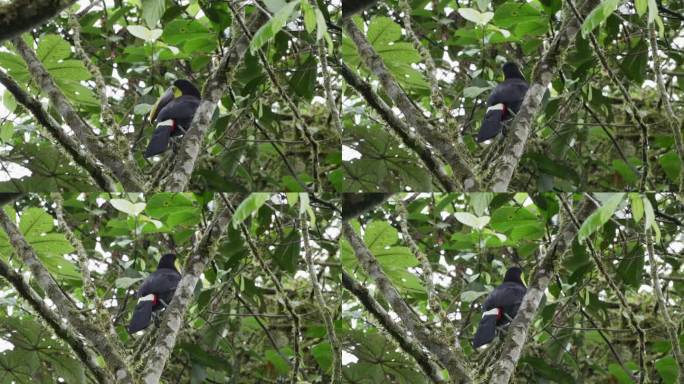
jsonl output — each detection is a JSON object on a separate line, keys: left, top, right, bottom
{"left": 502, "top": 104, "right": 508, "bottom": 119}
{"left": 496, "top": 308, "right": 503, "bottom": 321}
{"left": 153, "top": 295, "right": 158, "bottom": 305}
{"left": 171, "top": 119, "right": 177, "bottom": 133}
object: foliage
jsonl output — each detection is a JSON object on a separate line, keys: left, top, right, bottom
{"left": 341, "top": 193, "right": 684, "bottom": 383}
{"left": 0, "top": 192, "right": 340, "bottom": 383}
{"left": 341, "top": 0, "right": 684, "bottom": 191}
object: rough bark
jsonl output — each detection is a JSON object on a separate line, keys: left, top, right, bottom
{"left": 0, "top": 69, "right": 117, "bottom": 190}
{"left": 337, "top": 62, "right": 458, "bottom": 190}
{"left": 342, "top": 18, "right": 476, "bottom": 186}
{"left": 11, "top": 37, "right": 143, "bottom": 190}
{"left": 488, "top": 196, "right": 596, "bottom": 383}
{"left": 488, "top": 0, "right": 600, "bottom": 191}
{"left": 341, "top": 270, "right": 447, "bottom": 384}
{"left": 165, "top": 11, "right": 267, "bottom": 191}
{"left": 0, "top": 0, "right": 76, "bottom": 42}
{"left": 141, "top": 196, "right": 239, "bottom": 383}
{"left": 0, "top": 209, "right": 134, "bottom": 383}
{"left": 0, "top": 258, "right": 113, "bottom": 384}
{"left": 343, "top": 221, "right": 472, "bottom": 383}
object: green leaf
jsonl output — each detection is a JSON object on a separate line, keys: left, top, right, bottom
{"left": 37, "top": 35, "right": 71, "bottom": 63}
{"left": 2, "top": 89, "right": 16, "bottom": 113}
{"left": 463, "top": 86, "right": 490, "bottom": 98}
{"left": 264, "top": 349, "right": 289, "bottom": 375}
{"left": 577, "top": 193, "right": 625, "bottom": 242}
{"left": 642, "top": 196, "right": 660, "bottom": 242}
{"left": 658, "top": 151, "right": 681, "bottom": 183}
{"left": 629, "top": 193, "right": 643, "bottom": 223}
{"left": 162, "top": 19, "right": 212, "bottom": 45}
{"left": 458, "top": 7, "right": 494, "bottom": 25}
{"left": 363, "top": 221, "right": 398, "bottom": 252}
{"left": 608, "top": 363, "right": 635, "bottom": 384}
{"left": 647, "top": 0, "right": 658, "bottom": 23}
{"left": 110, "top": 198, "right": 146, "bottom": 216}
{"left": 232, "top": 193, "right": 271, "bottom": 228}
{"left": 250, "top": 1, "right": 299, "bottom": 53}
{"left": 655, "top": 356, "right": 677, "bottom": 383}
{"left": 580, "top": 0, "right": 621, "bottom": 38}
{"left": 301, "top": 0, "right": 316, "bottom": 34}
{"left": 311, "top": 342, "right": 332, "bottom": 372}
{"left": 454, "top": 212, "right": 490, "bottom": 230}
{"left": 461, "top": 290, "right": 488, "bottom": 302}
{"left": 273, "top": 229, "right": 299, "bottom": 274}
{"left": 142, "top": 0, "right": 166, "bottom": 27}
{"left": 127, "top": 25, "right": 163, "bottom": 42}
{"left": 115, "top": 277, "right": 144, "bottom": 289}
{"left": 635, "top": 0, "right": 647, "bottom": 16}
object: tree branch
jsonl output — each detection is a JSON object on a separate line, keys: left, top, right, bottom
{"left": 0, "top": 69, "right": 117, "bottom": 190}
{"left": 165, "top": 10, "right": 268, "bottom": 191}
{"left": 342, "top": 221, "right": 471, "bottom": 383}
{"left": 341, "top": 269, "right": 447, "bottom": 384}
{"left": 342, "top": 18, "right": 476, "bottom": 186}
{"left": 0, "top": 208, "right": 134, "bottom": 383}
{"left": 141, "top": 195, "right": 241, "bottom": 383}
{"left": 0, "top": 258, "right": 113, "bottom": 383}
{"left": 0, "top": 0, "right": 76, "bottom": 42}
{"left": 489, "top": 195, "right": 595, "bottom": 383}
{"left": 337, "top": 62, "right": 458, "bottom": 190}
{"left": 488, "top": 0, "right": 600, "bottom": 191}
{"left": 11, "top": 37, "right": 143, "bottom": 190}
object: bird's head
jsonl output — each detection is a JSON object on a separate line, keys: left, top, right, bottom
{"left": 173, "top": 79, "right": 201, "bottom": 99}
{"left": 502, "top": 62, "right": 525, "bottom": 81}
{"left": 503, "top": 266, "right": 525, "bottom": 286}
{"left": 157, "top": 253, "right": 180, "bottom": 271}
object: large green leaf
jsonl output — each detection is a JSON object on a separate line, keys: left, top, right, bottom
{"left": 577, "top": 193, "right": 625, "bottom": 242}
{"left": 580, "top": 0, "right": 621, "bottom": 37}
{"left": 250, "top": 1, "right": 299, "bottom": 53}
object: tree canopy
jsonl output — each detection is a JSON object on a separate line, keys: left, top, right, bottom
{"left": 341, "top": 0, "right": 684, "bottom": 192}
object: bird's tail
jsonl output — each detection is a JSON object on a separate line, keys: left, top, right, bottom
{"left": 143, "top": 120, "right": 174, "bottom": 158}
{"left": 128, "top": 294, "right": 156, "bottom": 333}
{"left": 472, "top": 308, "right": 500, "bottom": 348}
{"left": 476, "top": 104, "right": 505, "bottom": 143}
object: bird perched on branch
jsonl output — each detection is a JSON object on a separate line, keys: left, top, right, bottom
{"left": 144, "top": 79, "right": 201, "bottom": 158}
{"left": 476, "top": 62, "right": 529, "bottom": 143}
{"left": 472, "top": 266, "right": 526, "bottom": 348}
{"left": 128, "top": 253, "right": 182, "bottom": 333}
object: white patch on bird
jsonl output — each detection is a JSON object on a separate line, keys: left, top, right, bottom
{"left": 138, "top": 294, "right": 155, "bottom": 303}
{"left": 157, "top": 119, "right": 174, "bottom": 127}
{"left": 487, "top": 103, "right": 504, "bottom": 112}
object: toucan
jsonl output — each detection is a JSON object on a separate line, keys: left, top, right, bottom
{"left": 472, "top": 266, "right": 526, "bottom": 348}
{"left": 476, "top": 62, "right": 529, "bottom": 143}
{"left": 128, "top": 253, "right": 182, "bottom": 333}
{"left": 144, "top": 79, "right": 201, "bottom": 158}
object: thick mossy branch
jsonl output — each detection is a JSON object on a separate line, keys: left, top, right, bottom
{"left": 0, "top": 0, "right": 75, "bottom": 42}
{"left": 488, "top": 0, "right": 600, "bottom": 192}
{"left": 488, "top": 196, "right": 595, "bottom": 383}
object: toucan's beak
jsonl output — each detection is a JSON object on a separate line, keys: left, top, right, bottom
{"left": 149, "top": 87, "right": 175, "bottom": 122}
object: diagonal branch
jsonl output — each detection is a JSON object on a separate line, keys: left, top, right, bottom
{"left": 11, "top": 37, "right": 143, "bottom": 190}
{"left": 0, "top": 69, "right": 117, "bottom": 190}
{"left": 0, "top": 258, "right": 113, "bottom": 384}
{"left": 341, "top": 270, "right": 446, "bottom": 383}
{"left": 342, "top": 18, "right": 476, "bottom": 186}
{"left": 342, "top": 221, "right": 471, "bottom": 383}
{"left": 0, "top": 208, "right": 134, "bottom": 383}
{"left": 338, "top": 62, "right": 458, "bottom": 190}
{"left": 488, "top": 0, "right": 600, "bottom": 191}
{"left": 141, "top": 194, "right": 242, "bottom": 383}
{"left": 0, "top": 0, "right": 76, "bottom": 42}
{"left": 165, "top": 11, "right": 268, "bottom": 191}
{"left": 489, "top": 195, "right": 595, "bottom": 383}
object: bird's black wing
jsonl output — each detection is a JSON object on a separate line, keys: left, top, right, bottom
{"left": 137, "top": 268, "right": 181, "bottom": 297}
{"left": 157, "top": 95, "right": 200, "bottom": 127}
{"left": 482, "top": 281, "right": 526, "bottom": 311}
{"left": 487, "top": 78, "right": 529, "bottom": 113}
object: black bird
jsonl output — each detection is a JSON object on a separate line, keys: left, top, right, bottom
{"left": 476, "top": 62, "right": 529, "bottom": 143}
{"left": 472, "top": 266, "right": 526, "bottom": 348}
{"left": 128, "top": 253, "right": 182, "bottom": 333}
{"left": 144, "top": 79, "right": 201, "bottom": 158}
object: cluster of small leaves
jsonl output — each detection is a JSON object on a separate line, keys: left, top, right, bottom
{"left": 0, "top": 192, "right": 339, "bottom": 383}
{"left": 341, "top": 0, "right": 684, "bottom": 191}
{"left": 342, "top": 193, "right": 684, "bottom": 383}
